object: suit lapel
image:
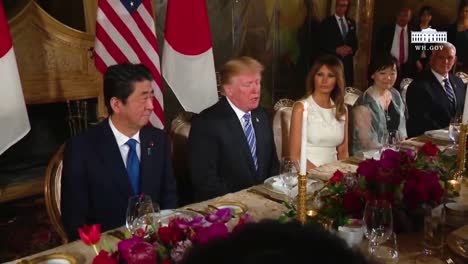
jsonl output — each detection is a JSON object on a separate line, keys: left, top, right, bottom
{"left": 221, "top": 99, "right": 257, "bottom": 175}
{"left": 96, "top": 120, "right": 133, "bottom": 197}
{"left": 449, "top": 74, "right": 465, "bottom": 114}
{"left": 426, "top": 72, "right": 451, "bottom": 116}
{"left": 139, "top": 127, "right": 157, "bottom": 196}
{"left": 331, "top": 17, "right": 344, "bottom": 41}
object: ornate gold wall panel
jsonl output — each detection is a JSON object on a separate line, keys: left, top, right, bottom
{"left": 8, "top": 0, "right": 101, "bottom": 106}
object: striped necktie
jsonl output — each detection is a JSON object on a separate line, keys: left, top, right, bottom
{"left": 443, "top": 78, "right": 456, "bottom": 113}
{"left": 243, "top": 113, "right": 258, "bottom": 170}
{"left": 126, "top": 139, "right": 140, "bottom": 195}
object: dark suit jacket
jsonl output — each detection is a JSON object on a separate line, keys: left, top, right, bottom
{"left": 61, "top": 120, "right": 177, "bottom": 240}
{"left": 189, "top": 97, "right": 279, "bottom": 202}
{"left": 406, "top": 71, "right": 466, "bottom": 137}
{"left": 319, "top": 15, "right": 358, "bottom": 86}
{"left": 375, "top": 25, "right": 416, "bottom": 80}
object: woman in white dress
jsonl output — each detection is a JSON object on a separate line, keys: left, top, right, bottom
{"left": 289, "top": 55, "right": 349, "bottom": 171}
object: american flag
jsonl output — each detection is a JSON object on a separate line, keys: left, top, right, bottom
{"left": 94, "top": 0, "right": 164, "bottom": 128}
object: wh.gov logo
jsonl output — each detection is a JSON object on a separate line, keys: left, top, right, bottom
{"left": 411, "top": 28, "right": 447, "bottom": 51}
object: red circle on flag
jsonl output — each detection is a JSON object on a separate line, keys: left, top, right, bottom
{"left": 0, "top": 2, "right": 13, "bottom": 58}
{"left": 164, "top": 0, "right": 212, "bottom": 55}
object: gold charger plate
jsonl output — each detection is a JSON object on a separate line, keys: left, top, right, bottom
{"left": 17, "top": 253, "right": 77, "bottom": 264}
{"left": 447, "top": 233, "right": 468, "bottom": 259}
{"left": 207, "top": 201, "right": 248, "bottom": 216}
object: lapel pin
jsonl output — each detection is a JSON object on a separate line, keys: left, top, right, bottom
{"left": 255, "top": 117, "right": 259, "bottom": 123}
{"left": 147, "top": 141, "right": 154, "bottom": 156}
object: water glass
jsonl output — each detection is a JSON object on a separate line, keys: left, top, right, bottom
{"left": 422, "top": 205, "right": 446, "bottom": 257}
{"left": 368, "top": 232, "right": 399, "bottom": 264}
{"left": 381, "top": 130, "right": 402, "bottom": 151}
{"left": 449, "top": 115, "right": 461, "bottom": 148}
{"left": 279, "top": 157, "right": 299, "bottom": 203}
{"left": 126, "top": 195, "right": 159, "bottom": 239}
{"left": 363, "top": 200, "right": 393, "bottom": 252}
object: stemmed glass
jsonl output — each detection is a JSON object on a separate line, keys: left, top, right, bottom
{"left": 126, "top": 195, "right": 159, "bottom": 239}
{"left": 363, "top": 200, "right": 395, "bottom": 260}
{"left": 381, "top": 130, "right": 402, "bottom": 152}
{"left": 279, "top": 157, "right": 299, "bottom": 205}
{"left": 448, "top": 115, "right": 462, "bottom": 151}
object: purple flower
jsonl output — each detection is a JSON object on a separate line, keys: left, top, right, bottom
{"left": 205, "top": 208, "right": 232, "bottom": 223}
{"left": 170, "top": 216, "right": 204, "bottom": 230}
{"left": 117, "top": 236, "right": 156, "bottom": 264}
{"left": 196, "top": 223, "right": 229, "bottom": 244}
{"left": 170, "top": 240, "right": 193, "bottom": 262}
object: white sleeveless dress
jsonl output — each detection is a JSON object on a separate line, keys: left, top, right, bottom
{"left": 301, "top": 96, "right": 345, "bottom": 166}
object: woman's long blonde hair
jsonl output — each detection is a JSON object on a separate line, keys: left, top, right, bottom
{"left": 305, "top": 54, "right": 346, "bottom": 120}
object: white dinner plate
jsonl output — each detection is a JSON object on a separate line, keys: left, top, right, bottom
{"left": 158, "top": 209, "right": 203, "bottom": 226}
{"left": 424, "top": 129, "right": 450, "bottom": 141}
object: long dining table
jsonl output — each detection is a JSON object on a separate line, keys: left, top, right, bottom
{"left": 9, "top": 135, "right": 468, "bottom": 264}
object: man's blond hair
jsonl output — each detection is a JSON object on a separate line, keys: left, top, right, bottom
{"left": 220, "top": 56, "right": 264, "bottom": 86}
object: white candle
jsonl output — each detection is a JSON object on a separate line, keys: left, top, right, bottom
{"left": 299, "top": 101, "right": 308, "bottom": 175}
{"left": 463, "top": 89, "right": 468, "bottom": 123}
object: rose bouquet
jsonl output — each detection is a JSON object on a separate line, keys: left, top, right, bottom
{"left": 79, "top": 208, "right": 253, "bottom": 264}
{"left": 280, "top": 142, "right": 456, "bottom": 230}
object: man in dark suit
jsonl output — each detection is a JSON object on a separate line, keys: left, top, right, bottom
{"left": 189, "top": 56, "right": 279, "bottom": 202}
{"left": 318, "top": 0, "right": 357, "bottom": 86}
{"left": 375, "top": 7, "right": 416, "bottom": 87}
{"left": 406, "top": 42, "right": 466, "bottom": 137}
{"left": 61, "top": 63, "right": 177, "bottom": 240}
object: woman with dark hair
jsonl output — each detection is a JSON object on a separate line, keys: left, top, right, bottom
{"left": 413, "top": 5, "right": 435, "bottom": 72}
{"left": 351, "top": 54, "right": 407, "bottom": 154}
{"left": 448, "top": 2, "right": 468, "bottom": 73}
{"left": 289, "top": 54, "right": 348, "bottom": 170}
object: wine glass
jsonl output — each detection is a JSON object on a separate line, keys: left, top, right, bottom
{"left": 126, "top": 195, "right": 159, "bottom": 239}
{"left": 448, "top": 115, "right": 461, "bottom": 151}
{"left": 363, "top": 200, "right": 394, "bottom": 256}
{"left": 369, "top": 232, "right": 399, "bottom": 264}
{"left": 279, "top": 157, "right": 299, "bottom": 204}
{"left": 381, "top": 130, "right": 402, "bottom": 152}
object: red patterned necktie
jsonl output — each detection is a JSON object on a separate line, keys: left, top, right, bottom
{"left": 399, "top": 27, "right": 405, "bottom": 65}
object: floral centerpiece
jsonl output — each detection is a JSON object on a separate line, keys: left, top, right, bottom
{"left": 281, "top": 142, "right": 457, "bottom": 231}
{"left": 79, "top": 208, "right": 253, "bottom": 264}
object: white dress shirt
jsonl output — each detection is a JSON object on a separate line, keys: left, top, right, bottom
{"left": 109, "top": 117, "right": 141, "bottom": 168}
{"left": 226, "top": 97, "right": 252, "bottom": 129}
{"left": 335, "top": 14, "right": 348, "bottom": 37}
{"left": 390, "top": 24, "right": 408, "bottom": 64}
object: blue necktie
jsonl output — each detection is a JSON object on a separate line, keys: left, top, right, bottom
{"left": 443, "top": 78, "right": 456, "bottom": 113}
{"left": 126, "top": 139, "right": 140, "bottom": 195}
{"left": 243, "top": 113, "right": 258, "bottom": 170}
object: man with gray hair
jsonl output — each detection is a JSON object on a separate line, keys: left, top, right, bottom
{"left": 406, "top": 42, "right": 466, "bottom": 137}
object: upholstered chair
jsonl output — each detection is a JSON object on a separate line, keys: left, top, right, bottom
{"left": 272, "top": 99, "right": 295, "bottom": 158}
{"left": 44, "top": 144, "right": 68, "bottom": 244}
{"left": 170, "top": 111, "right": 195, "bottom": 206}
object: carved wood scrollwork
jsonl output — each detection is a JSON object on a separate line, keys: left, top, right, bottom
{"left": 8, "top": 0, "right": 102, "bottom": 112}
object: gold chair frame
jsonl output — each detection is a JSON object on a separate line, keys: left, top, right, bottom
{"left": 44, "top": 144, "right": 68, "bottom": 244}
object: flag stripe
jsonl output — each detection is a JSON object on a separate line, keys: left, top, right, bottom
{"left": 95, "top": 0, "right": 164, "bottom": 128}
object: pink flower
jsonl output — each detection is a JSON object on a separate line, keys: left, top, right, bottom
{"left": 357, "top": 159, "right": 380, "bottom": 182}
{"left": 170, "top": 240, "right": 192, "bottom": 262}
{"left": 205, "top": 208, "right": 232, "bottom": 223}
{"left": 196, "top": 223, "right": 229, "bottom": 244}
{"left": 78, "top": 224, "right": 101, "bottom": 246}
{"left": 117, "top": 236, "right": 156, "bottom": 264}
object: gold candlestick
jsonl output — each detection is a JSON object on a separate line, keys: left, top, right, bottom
{"left": 297, "top": 173, "right": 307, "bottom": 224}
{"left": 452, "top": 124, "right": 468, "bottom": 181}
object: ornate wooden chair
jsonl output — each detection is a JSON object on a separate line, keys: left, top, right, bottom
{"left": 170, "top": 111, "right": 195, "bottom": 206}
{"left": 344, "top": 87, "right": 363, "bottom": 107}
{"left": 455, "top": 71, "right": 468, "bottom": 86}
{"left": 44, "top": 144, "right": 68, "bottom": 244}
{"left": 272, "top": 99, "right": 295, "bottom": 158}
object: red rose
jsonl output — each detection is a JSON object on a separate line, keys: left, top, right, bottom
{"left": 419, "top": 142, "right": 439, "bottom": 157}
{"left": 78, "top": 224, "right": 101, "bottom": 245}
{"left": 158, "top": 226, "right": 182, "bottom": 245}
{"left": 342, "top": 190, "right": 364, "bottom": 218}
{"left": 92, "top": 250, "right": 117, "bottom": 264}
{"left": 330, "top": 170, "right": 344, "bottom": 183}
